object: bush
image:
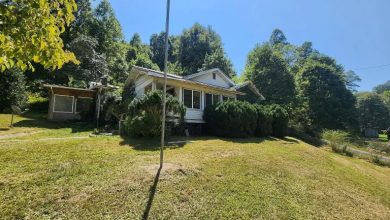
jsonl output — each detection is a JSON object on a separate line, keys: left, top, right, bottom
{"left": 124, "top": 90, "right": 185, "bottom": 137}
{"left": 253, "top": 104, "right": 273, "bottom": 137}
{"left": 321, "top": 129, "right": 351, "bottom": 144}
{"left": 0, "top": 68, "right": 27, "bottom": 112}
{"left": 27, "top": 94, "right": 49, "bottom": 112}
{"left": 204, "top": 100, "right": 257, "bottom": 138}
{"left": 268, "top": 104, "right": 289, "bottom": 137}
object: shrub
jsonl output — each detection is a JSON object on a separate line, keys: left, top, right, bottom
{"left": 253, "top": 104, "right": 273, "bottom": 137}
{"left": 204, "top": 100, "right": 257, "bottom": 138}
{"left": 321, "top": 129, "right": 351, "bottom": 144}
{"left": 0, "top": 68, "right": 27, "bottom": 112}
{"left": 268, "top": 104, "right": 289, "bottom": 137}
{"left": 27, "top": 94, "right": 49, "bottom": 112}
{"left": 124, "top": 90, "right": 185, "bottom": 137}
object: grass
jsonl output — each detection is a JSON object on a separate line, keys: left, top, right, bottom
{"left": 1, "top": 114, "right": 390, "bottom": 219}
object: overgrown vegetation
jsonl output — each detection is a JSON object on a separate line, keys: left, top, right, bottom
{"left": 204, "top": 101, "right": 288, "bottom": 138}
{"left": 124, "top": 90, "right": 185, "bottom": 137}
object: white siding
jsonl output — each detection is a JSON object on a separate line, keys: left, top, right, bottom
{"left": 185, "top": 109, "right": 204, "bottom": 122}
{"left": 190, "top": 71, "right": 231, "bottom": 88}
{"left": 134, "top": 76, "right": 153, "bottom": 97}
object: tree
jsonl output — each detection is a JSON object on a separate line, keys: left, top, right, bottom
{"left": 269, "top": 29, "right": 288, "bottom": 46}
{"left": 201, "top": 48, "right": 236, "bottom": 77}
{"left": 381, "top": 90, "right": 390, "bottom": 112}
{"left": 60, "top": 35, "right": 108, "bottom": 88}
{"left": 343, "top": 70, "right": 361, "bottom": 92}
{"left": 244, "top": 44, "right": 295, "bottom": 105}
{"left": 91, "top": 0, "right": 127, "bottom": 84}
{"left": 127, "top": 34, "right": 160, "bottom": 71}
{"left": 295, "top": 60, "right": 357, "bottom": 130}
{"left": 374, "top": 80, "right": 390, "bottom": 94}
{"left": 150, "top": 32, "right": 176, "bottom": 70}
{"left": 178, "top": 23, "right": 230, "bottom": 74}
{"left": 0, "top": 0, "right": 78, "bottom": 71}
{"left": 356, "top": 92, "right": 390, "bottom": 130}
{"left": 61, "top": 0, "right": 95, "bottom": 45}
{"left": 0, "top": 68, "right": 27, "bottom": 112}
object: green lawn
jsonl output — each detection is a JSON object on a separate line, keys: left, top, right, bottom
{"left": 0, "top": 114, "right": 389, "bottom": 219}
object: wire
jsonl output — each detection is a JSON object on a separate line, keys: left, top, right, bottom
{"left": 353, "top": 63, "right": 390, "bottom": 71}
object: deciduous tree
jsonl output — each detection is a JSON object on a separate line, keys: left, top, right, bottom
{"left": 0, "top": 0, "right": 78, "bottom": 71}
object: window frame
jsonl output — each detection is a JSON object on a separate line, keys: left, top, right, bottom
{"left": 53, "top": 94, "right": 74, "bottom": 113}
{"left": 183, "top": 88, "right": 202, "bottom": 110}
{"left": 75, "top": 97, "right": 94, "bottom": 113}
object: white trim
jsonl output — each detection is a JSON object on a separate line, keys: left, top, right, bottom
{"left": 75, "top": 97, "right": 93, "bottom": 113}
{"left": 53, "top": 94, "right": 74, "bottom": 113}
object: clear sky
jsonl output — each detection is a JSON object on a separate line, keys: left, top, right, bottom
{"left": 107, "top": 0, "right": 390, "bottom": 91}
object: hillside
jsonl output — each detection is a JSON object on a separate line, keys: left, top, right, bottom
{"left": 0, "top": 114, "right": 389, "bottom": 219}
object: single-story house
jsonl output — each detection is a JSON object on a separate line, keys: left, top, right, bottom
{"left": 128, "top": 66, "right": 263, "bottom": 134}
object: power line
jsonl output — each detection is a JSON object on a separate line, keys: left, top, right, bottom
{"left": 352, "top": 63, "right": 390, "bottom": 71}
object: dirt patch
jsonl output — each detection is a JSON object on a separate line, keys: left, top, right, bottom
{"left": 141, "top": 163, "right": 200, "bottom": 178}
{"left": 212, "top": 151, "right": 244, "bottom": 158}
{"left": 0, "top": 131, "right": 41, "bottom": 139}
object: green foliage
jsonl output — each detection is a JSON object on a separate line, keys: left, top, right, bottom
{"left": 267, "top": 104, "right": 289, "bottom": 137}
{"left": 61, "top": 35, "right": 108, "bottom": 87}
{"left": 253, "top": 104, "right": 273, "bottom": 137}
{"left": 204, "top": 101, "right": 258, "bottom": 138}
{"left": 150, "top": 32, "right": 176, "bottom": 71}
{"left": 244, "top": 43, "right": 295, "bottom": 105}
{"left": 269, "top": 29, "right": 288, "bottom": 46}
{"left": 374, "top": 80, "right": 390, "bottom": 94}
{"left": 177, "top": 23, "right": 234, "bottom": 76}
{"left": 124, "top": 90, "right": 185, "bottom": 137}
{"left": 127, "top": 33, "right": 160, "bottom": 71}
{"left": 0, "top": 0, "right": 79, "bottom": 71}
{"left": 356, "top": 92, "right": 390, "bottom": 130}
{"left": 27, "top": 94, "right": 48, "bottom": 113}
{"left": 0, "top": 68, "right": 27, "bottom": 112}
{"left": 201, "top": 48, "right": 236, "bottom": 77}
{"left": 295, "top": 60, "right": 357, "bottom": 131}
{"left": 343, "top": 70, "right": 361, "bottom": 92}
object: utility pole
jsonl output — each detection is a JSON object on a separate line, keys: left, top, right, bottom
{"left": 160, "top": 0, "right": 170, "bottom": 169}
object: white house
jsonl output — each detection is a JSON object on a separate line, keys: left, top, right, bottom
{"left": 128, "top": 66, "right": 263, "bottom": 134}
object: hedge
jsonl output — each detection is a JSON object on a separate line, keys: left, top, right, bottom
{"left": 253, "top": 104, "right": 273, "bottom": 137}
{"left": 204, "top": 100, "right": 257, "bottom": 138}
{"left": 204, "top": 101, "right": 289, "bottom": 138}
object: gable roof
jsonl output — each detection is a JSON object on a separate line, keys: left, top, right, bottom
{"left": 234, "top": 81, "right": 265, "bottom": 100}
{"left": 184, "top": 68, "right": 235, "bottom": 86}
{"left": 129, "top": 66, "right": 244, "bottom": 95}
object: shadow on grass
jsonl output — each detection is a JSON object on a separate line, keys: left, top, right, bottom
{"left": 142, "top": 166, "right": 162, "bottom": 220}
{"left": 9, "top": 113, "right": 94, "bottom": 133}
{"left": 119, "top": 136, "right": 186, "bottom": 151}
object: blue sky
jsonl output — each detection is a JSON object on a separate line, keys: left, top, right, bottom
{"left": 107, "top": 0, "right": 390, "bottom": 91}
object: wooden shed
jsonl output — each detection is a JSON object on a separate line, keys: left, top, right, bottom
{"left": 43, "top": 84, "right": 96, "bottom": 121}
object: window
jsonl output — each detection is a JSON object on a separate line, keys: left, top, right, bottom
{"left": 193, "top": 91, "right": 201, "bottom": 109}
{"left": 183, "top": 89, "right": 192, "bottom": 108}
{"left": 53, "top": 95, "right": 74, "bottom": 113}
{"left": 212, "top": 72, "right": 216, "bottom": 79}
{"left": 76, "top": 97, "right": 93, "bottom": 113}
{"left": 205, "top": 93, "right": 213, "bottom": 107}
{"left": 222, "top": 96, "right": 229, "bottom": 102}
{"left": 183, "top": 89, "right": 201, "bottom": 109}
{"left": 213, "top": 94, "right": 220, "bottom": 103}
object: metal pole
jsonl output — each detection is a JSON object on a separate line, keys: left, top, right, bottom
{"left": 160, "top": 0, "right": 170, "bottom": 169}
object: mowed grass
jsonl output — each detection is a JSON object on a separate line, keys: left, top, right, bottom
{"left": 0, "top": 114, "right": 389, "bottom": 219}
